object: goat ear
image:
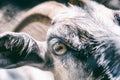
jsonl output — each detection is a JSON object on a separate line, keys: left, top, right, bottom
{"left": 0, "top": 32, "right": 46, "bottom": 69}
{"left": 114, "top": 11, "right": 120, "bottom": 25}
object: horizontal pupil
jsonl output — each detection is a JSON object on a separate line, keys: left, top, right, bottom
{"left": 55, "top": 45, "right": 63, "bottom": 52}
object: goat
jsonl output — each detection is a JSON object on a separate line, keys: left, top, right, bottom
{"left": 12, "top": 0, "right": 120, "bottom": 33}
{"left": 0, "top": 0, "right": 120, "bottom": 80}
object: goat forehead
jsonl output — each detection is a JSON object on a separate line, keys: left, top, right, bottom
{"left": 47, "top": 21, "right": 81, "bottom": 51}
{"left": 48, "top": 4, "right": 120, "bottom": 40}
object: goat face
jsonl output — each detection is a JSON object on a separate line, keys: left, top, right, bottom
{"left": 0, "top": 1, "right": 120, "bottom": 80}
{"left": 46, "top": 1, "right": 120, "bottom": 80}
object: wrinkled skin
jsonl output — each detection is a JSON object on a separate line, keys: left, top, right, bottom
{"left": 0, "top": 1, "right": 120, "bottom": 80}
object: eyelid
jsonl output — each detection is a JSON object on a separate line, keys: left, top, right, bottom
{"left": 48, "top": 38, "right": 59, "bottom": 46}
{"left": 48, "top": 37, "right": 80, "bottom": 52}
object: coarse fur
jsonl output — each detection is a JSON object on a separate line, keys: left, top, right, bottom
{"left": 0, "top": 1, "right": 120, "bottom": 80}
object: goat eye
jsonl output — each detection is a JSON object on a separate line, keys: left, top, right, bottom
{"left": 53, "top": 43, "right": 67, "bottom": 55}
